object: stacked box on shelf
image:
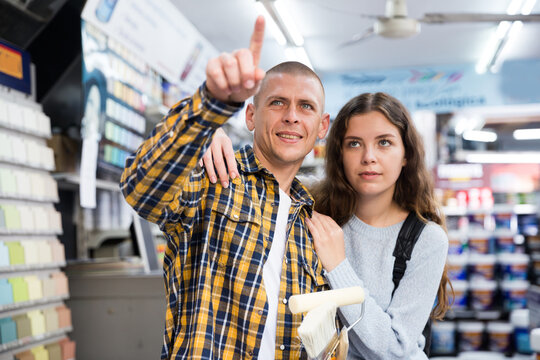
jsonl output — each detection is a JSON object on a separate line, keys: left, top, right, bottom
{"left": 0, "top": 95, "right": 74, "bottom": 358}
{"left": 432, "top": 193, "right": 539, "bottom": 356}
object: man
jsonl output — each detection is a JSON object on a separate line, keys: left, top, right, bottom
{"left": 120, "top": 16, "right": 330, "bottom": 359}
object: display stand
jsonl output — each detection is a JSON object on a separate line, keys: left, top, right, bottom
{"left": 0, "top": 87, "right": 75, "bottom": 359}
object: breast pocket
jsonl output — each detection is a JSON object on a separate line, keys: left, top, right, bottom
{"left": 209, "top": 191, "right": 262, "bottom": 270}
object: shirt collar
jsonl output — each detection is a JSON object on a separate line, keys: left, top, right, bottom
{"left": 236, "top": 145, "right": 315, "bottom": 212}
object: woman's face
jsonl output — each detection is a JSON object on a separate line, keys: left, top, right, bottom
{"left": 341, "top": 111, "right": 406, "bottom": 202}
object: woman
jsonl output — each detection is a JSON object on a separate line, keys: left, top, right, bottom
{"left": 306, "top": 92, "right": 451, "bottom": 359}
{"left": 202, "top": 92, "right": 451, "bottom": 359}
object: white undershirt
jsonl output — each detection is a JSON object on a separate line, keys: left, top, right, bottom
{"left": 258, "top": 188, "right": 291, "bottom": 359}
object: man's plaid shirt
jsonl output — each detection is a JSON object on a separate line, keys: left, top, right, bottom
{"left": 120, "top": 85, "right": 328, "bottom": 359}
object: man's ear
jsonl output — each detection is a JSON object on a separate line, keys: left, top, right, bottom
{"left": 317, "top": 113, "right": 330, "bottom": 139}
{"left": 245, "top": 103, "right": 256, "bottom": 131}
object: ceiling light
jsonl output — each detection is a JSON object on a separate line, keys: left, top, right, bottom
{"left": 259, "top": 0, "right": 304, "bottom": 46}
{"left": 256, "top": 2, "right": 286, "bottom": 46}
{"left": 475, "top": 0, "right": 536, "bottom": 74}
{"left": 462, "top": 130, "right": 498, "bottom": 142}
{"left": 284, "top": 46, "right": 313, "bottom": 69}
{"left": 466, "top": 152, "right": 540, "bottom": 163}
{"left": 513, "top": 128, "right": 540, "bottom": 140}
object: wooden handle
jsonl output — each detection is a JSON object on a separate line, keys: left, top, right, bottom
{"left": 288, "top": 286, "right": 365, "bottom": 314}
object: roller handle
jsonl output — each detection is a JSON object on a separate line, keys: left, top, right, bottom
{"left": 288, "top": 286, "right": 365, "bottom": 314}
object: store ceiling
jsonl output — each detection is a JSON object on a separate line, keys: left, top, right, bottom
{"left": 170, "top": 0, "right": 540, "bottom": 73}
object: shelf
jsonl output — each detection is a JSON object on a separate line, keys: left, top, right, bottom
{"left": 0, "top": 235, "right": 58, "bottom": 242}
{"left": 0, "top": 326, "right": 72, "bottom": 355}
{"left": 445, "top": 309, "right": 503, "bottom": 320}
{"left": 0, "top": 229, "right": 62, "bottom": 236}
{"left": 0, "top": 262, "right": 66, "bottom": 274}
{"left": 87, "top": 229, "right": 131, "bottom": 249}
{"left": 0, "top": 268, "right": 64, "bottom": 279}
{"left": 0, "top": 158, "right": 55, "bottom": 172}
{"left": 0, "top": 122, "right": 51, "bottom": 141}
{"left": 53, "top": 173, "right": 121, "bottom": 192}
{"left": 443, "top": 204, "right": 538, "bottom": 216}
{"left": 0, "top": 193, "right": 59, "bottom": 204}
{"left": 0, "top": 299, "right": 66, "bottom": 319}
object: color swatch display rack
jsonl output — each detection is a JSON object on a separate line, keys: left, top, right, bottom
{"left": 0, "top": 94, "right": 75, "bottom": 359}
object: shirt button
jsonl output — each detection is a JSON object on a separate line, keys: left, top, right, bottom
{"left": 282, "top": 298, "right": 288, "bottom": 304}
{"left": 284, "top": 258, "right": 288, "bottom": 264}
{"left": 169, "top": 130, "right": 174, "bottom": 138}
{"left": 248, "top": 350, "right": 253, "bottom": 356}
{"left": 280, "top": 345, "right": 285, "bottom": 350}
{"left": 233, "top": 214, "right": 239, "bottom": 219}
{"left": 258, "top": 310, "right": 263, "bottom": 315}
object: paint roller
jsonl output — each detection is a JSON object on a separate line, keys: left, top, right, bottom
{"left": 289, "top": 286, "right": 365, "bottom": 360}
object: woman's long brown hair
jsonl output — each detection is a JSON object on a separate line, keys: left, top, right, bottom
{"left": 311, "top": 92, "right": 452, "bottom": 320}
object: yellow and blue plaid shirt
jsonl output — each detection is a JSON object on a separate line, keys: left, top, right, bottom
{"left": 120, "top": 85, "right": 328, "bottom": 359}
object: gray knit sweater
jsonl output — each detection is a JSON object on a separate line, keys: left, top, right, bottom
{"left": 325, "top": 215, "right": 448, "bottom": 360}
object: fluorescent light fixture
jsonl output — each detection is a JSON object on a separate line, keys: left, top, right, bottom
{"left": 259, "top": 0, "right": 304, "bottom": 46}
{"left": 466, "top": 152, "right": 540, "bottom": 163}
{"left": 453, "top": 115, "right": 485, "bottom": 135}
{"left": 513, "top": 128, "right": 540, "bottom": 140}
{"left": 284, "top": 46, "right": 313, "bottom": 69}
{"left": 273, "top": 1, "right": 304, "bottom": 46}
{"left": 475, "top": 0, "right": 536, "bottom": 74}
{"left": 256, "top": 2, "right": 286, "bottom": 46}
{"left": 521, "top": 0, "right": 537, "bottom": 14}
{"left": 462, "top": 130, "right": 498, "bottom": 142}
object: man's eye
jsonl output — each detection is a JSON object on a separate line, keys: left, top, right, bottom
{"left": 301, "top": 103, "right": 313, "bottom": 110}
{"left": 270, "top": 100, "right": 283, "bottom": 106}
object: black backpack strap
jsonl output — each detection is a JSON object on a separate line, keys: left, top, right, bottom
{"left": 391, "top": 212, "right": 426, "bottom": 297}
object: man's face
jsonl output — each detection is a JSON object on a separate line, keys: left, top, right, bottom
{"left": 246, "top": 73, "right": 329, "bottom": 172}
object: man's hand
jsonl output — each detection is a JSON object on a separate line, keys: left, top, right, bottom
{"left": 206, "top": 16, "right": 266, "bottom": 103}
{"left": 306, "top": 212, "right": 346, "bottom": 272}
{"left": 199, "top": 128, "right": 237, "bottom": 188}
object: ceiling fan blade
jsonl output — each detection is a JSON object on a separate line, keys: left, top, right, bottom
{"left": 338, "top": 26, "right": 375, "bottom": 48}
{"left": 421, "top": 13, "right": 540, "bottom": 24}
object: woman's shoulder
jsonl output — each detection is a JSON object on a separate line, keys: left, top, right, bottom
{"left": 417, "top": 221, "right": 449, "bottom": 250}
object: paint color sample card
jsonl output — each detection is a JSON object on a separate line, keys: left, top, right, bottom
{"left": 0, "top": 317, "right": 17, "bottom": 344}
{"left": 0, "top": 168, "right": 16, "bottom": 196}
{"left": 9, "top": 277, "right": 29, "bottom": 302}
{"left": 0, "top": 278, "right": 13, "bottom": 305}
{"left": 6, "top": 242, "right": 24, "bottom": 264}
{"left": 0, "top": 241, "right": 9, "bottom": 266}
{"left": 3, "top": 204, "right": 21, "bottom": 230}
{"left": 27, "top": 310, "right": 46, "bottom": 336}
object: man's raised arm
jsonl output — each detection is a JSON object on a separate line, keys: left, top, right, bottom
{"left": 120, "top": 16, "right": 265, "bottom": 226}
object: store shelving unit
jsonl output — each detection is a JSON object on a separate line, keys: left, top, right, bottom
{"left": 432, "top": 194, "right": 540, "bottom": 356}
{"left": 0, "top": 91, "right": 74, "bottom": 359}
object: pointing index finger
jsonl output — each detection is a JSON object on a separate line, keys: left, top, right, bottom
{"left": 249, "top": 16, "right": 265, "bottom": 67}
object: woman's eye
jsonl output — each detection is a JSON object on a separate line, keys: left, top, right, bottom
{"left": 379, "top": 139, "right": 391, "bottom": 147}
{"left": 348, "top": 140, "right": 360, "bottom": 148}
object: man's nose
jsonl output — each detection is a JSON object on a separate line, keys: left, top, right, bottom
{"left": 283, "top": 106, "right": 299, "bottom": 124}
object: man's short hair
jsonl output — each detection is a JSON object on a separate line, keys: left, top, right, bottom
{"left": 253, "top": 61, "right": 325, "bottom": 109}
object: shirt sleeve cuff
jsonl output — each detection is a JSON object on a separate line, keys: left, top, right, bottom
{"left": 325, "top": 258, "right": 365, "bottom": 290}
{"left": 199, "top": 82, "right": 245, "bottom": 120}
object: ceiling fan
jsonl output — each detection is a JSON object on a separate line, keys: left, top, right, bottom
{"left": 341, "top": 0, "right": 540, "bottom": 46}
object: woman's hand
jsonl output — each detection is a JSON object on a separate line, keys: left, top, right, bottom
{"left": 199, "top": 127, "right": 237, "bottom": 188}
{"left": 306, "top": 211, "right": 346, "bottom": 272}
